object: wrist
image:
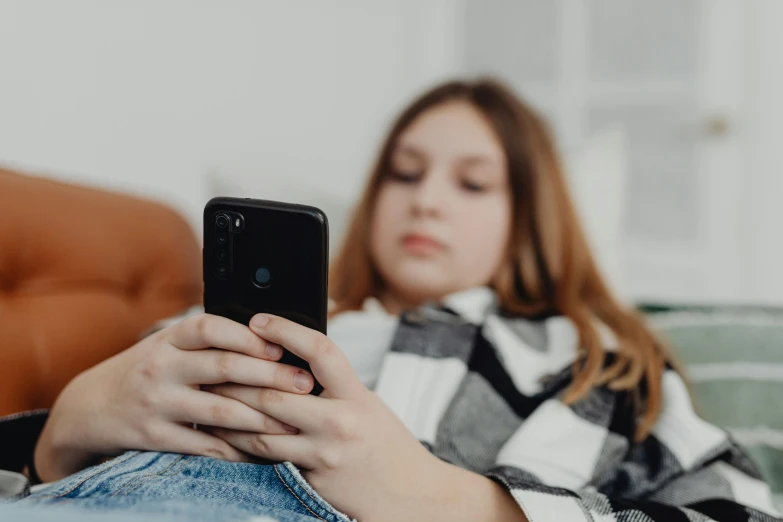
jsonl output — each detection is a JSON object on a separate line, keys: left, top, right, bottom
{"left": 426, "top": 460, "right": 526, "bottom": 522}
{"left": 362, "top": 456, "right": 522, "bottom": 522}
{"left": 34, "top": 393, "right": 101, "bottom": 483}
{"left": 354, "top": 454, "right": 456, "bottom": 522}
{"left": 33, "top": 419, "right": 65, "bottom": 483}
{"left": 34, "top": 414, "right": 80, "bottom": 483}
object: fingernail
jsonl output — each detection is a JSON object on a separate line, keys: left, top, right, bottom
{"left": 283, "top": 423, "right": 299, "bottom": 434}
{"left": 266, "top": 343, "right": 282, "bottom": 359}
{"left": 251, "top": 315, "right": 269, "bottom": 328}
{"left": 294, "top": 371, "right": 312, "bottom": 392}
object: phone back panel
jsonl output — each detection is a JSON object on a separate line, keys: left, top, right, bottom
{"left": 203, "top": 197, "right": 328, "bottom": 394}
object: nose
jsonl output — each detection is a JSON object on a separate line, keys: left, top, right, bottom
{"left": 411, "top": 169, "right": 447, "bottom": 218}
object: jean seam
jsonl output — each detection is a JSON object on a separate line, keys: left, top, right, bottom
{"left": 117, "top": 455, "right": 191, "bottom": 497}
{"left": 111, "top": 454, "right": 189, "bottom": 497}
{"left": 283, "top": 465, "right": 336, "bottom": 515}
{"left": 39, "top": 452, "right": 139, "bottom": 499}
{"left": 273, "top": 464, "right": 330, "bottom": 522}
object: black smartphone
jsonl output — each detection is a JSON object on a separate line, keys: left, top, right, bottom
{"left": 203, "top": 197, "right": 328, "bottom": 396}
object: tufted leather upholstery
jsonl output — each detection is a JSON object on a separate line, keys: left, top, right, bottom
{"left": 0, "top": 168, "right": 202, "bottom": 416}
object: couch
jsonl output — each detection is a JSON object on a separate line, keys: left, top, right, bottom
{"left": 0, "top": 168, "right": 202, "bottom": 416}
{"left": 1, "top": 168, "right": 780, "bottom": 508}
{"left": 644, "top": 303, "right": 783, "bottom": 510}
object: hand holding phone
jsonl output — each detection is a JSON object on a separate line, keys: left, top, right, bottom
{"left": 203, "top": 197, "right": 329, "bottom": 395}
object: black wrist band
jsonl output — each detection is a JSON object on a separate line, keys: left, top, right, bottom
{"left": 0, "top": 410, "right": 50, "bottom": 482}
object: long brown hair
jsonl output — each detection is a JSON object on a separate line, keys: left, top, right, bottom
{"left": 330, "top": 78, "right": 675, "bottom": 441}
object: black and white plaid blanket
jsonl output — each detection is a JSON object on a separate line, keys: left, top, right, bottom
{"left": 2, "top": 287, "right": 780, "bottom": 520}
{"left": 367, "top": 288, "right": 781, "bottom": 521}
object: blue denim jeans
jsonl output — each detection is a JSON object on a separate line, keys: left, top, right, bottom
{"left": 3, "top": 451, "right": 354, "bottom": 522}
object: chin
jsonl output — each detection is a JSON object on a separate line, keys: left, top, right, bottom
{"left": 389, "top": 267, "right": 455, "bottom": 304}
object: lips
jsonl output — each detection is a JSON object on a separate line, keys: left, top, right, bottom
{"left": 401, "top": 233, "right": 445, "bottom": 255}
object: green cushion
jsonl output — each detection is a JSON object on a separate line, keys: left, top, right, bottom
{"left": 643, "top": 305, "right": 783, "bottom": 508}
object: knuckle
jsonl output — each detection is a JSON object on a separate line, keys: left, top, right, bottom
{"left": 133, "top": 364, "right": 171, "bottom": 405}
{"left": 341, "top": 413, "right": 359, "bottom": 438}
{"left": 313, "top": 336, "right": 333, "bottom": 359}
{"left": 316, "top": 447, "right": 343, "bottom": 470}
{"left": 201, "top": 447, "right": 227, "bottom": 460}
{"left": 240, "top": 330, "right": 262, "bottom": 357}
{"left": 272, "top": 364, "right": 295, "bottom": 390}
{"left": 259, "top": 388, "right": 284, "bottom": 407}
{"left": 205, "top": 383, "right": 229, "bottom": 398}
{"left": 325, "top": 413, "right": 358, "bottom": 441}
{"left": 215, "top": 352, "right": 236, "bottom": 381}
{"left": 141, "top": 423, "right": 168, "bottom": 449}
{"left": 138, "top": 356, "right": 165, "bottom": 382}
{"left": 255, "top": 389, "right": 267, "bottom": 407}
{"left": 200, "top": 441, "right": 233, "bottom": 461}
{"left": 250, "top": 434, "right": 271, "bottom": 456}
{"left": 191, "top": 314, "right": 212, "bottom": 341}
{"left": 242, "top": 331, "right": 261, "bottom": 355}
{"left": 136, "top": 388, "right": 158, "bottom": 411}
{"left": 260, "top": 414, "right": 279, "bottom": 433}
{"left": 209, "top": 403, "right": 234, "bottom": 425}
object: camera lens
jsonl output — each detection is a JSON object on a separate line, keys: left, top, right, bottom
{"left": 217, "top": 249, "right": 228, "bottom": 261}
{"left": 217, "top": 265, "right": 228, "bottom": 276}
{"left": 217, "top": 229, "right": 228, "bottom": 244}
{"left": 216, "top": 214, "right": 230, "bottom": 229}
{"left": 253, "top": 267, "right": 271, "bottom": 288}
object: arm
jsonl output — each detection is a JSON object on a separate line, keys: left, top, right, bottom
{"left": 367, "top": 435, "right": 778, "bottom": 522}
{"left": 485, "top": 452, "right": 780, "bottom": 522}
{"left": 429, "top": 461, "right": 527, "bottom": 522}
{"left": 480, "top": 372, "right": 782, "bottom": 522}
{"left": 206, "top": 314, "right": 527, "bottom": 522}
{"left": 206, "top": 315, "right": 781, "bottom": 522}
{"left": 398, "top": 435, "right": 777, "bottom": 522}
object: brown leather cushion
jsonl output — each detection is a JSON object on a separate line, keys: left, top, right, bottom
{"left": 0, "top": 168, "right": 202, "bottom": 416}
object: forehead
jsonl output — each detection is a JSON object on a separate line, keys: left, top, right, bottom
{"left": 395, "top": 101, "right": 505, "bottom": 161}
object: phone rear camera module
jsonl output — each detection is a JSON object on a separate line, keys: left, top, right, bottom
{"left": 253, "top": 267, "right": 272, "bottom": 288}
{"left": 213, "top": 213, "right": 234, "bottom": 278}
{"left": 215, "top": 214, "right": 230, "bottom": 229}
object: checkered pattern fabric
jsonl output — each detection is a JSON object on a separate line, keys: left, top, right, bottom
{"left": 1, "top": 288, "right": 780, "bottom": 520}
{"left": 372, "top": 288, "right": 782, "bottom": 521}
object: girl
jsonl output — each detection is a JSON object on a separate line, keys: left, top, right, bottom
{"left": 2, "top": 78, "right": 779, "bottom": 522}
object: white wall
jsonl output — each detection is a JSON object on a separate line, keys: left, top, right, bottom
{"left": 0, "top": 0, "right": 461, "bottom": 241}
{"left": 3, "top": 1, "right": 780, "bottom": 305}
{"left": 746, "top": 0, "right": 783, "bottom": 305}
{"left": 459, "top": 0, "right": 783, "bottom": 306}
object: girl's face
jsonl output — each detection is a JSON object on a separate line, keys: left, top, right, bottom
{"left": 370, "top": 100, "right": 513, "bottom": 309}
